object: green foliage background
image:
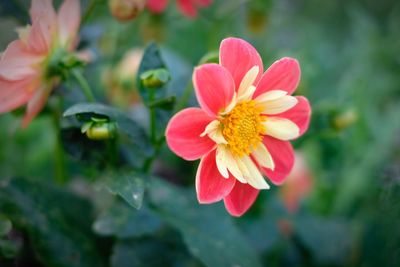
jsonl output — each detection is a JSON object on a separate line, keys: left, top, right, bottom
{"left": 0, "top": 0, "right": 399, "bottom": 266}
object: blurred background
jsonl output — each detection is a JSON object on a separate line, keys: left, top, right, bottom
{"left": 0, "top": 0, "right": 399, "bottom": 266}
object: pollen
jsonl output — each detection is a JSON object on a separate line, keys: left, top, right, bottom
{"left": 221, "top": 100, "right": 265, "bottom": 157}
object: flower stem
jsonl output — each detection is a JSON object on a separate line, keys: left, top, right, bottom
{"left": 53, "top": 98, "right": 66, "bottom": 184}
{"left": 71, "top": 69, "right": 95, "bottom": 102}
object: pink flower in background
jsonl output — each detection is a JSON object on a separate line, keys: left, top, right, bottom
{"left": 166, "top": 37, "right": 311, "bottom": 216}
{"left": 280, "top": 152, "right": 313, "bottom": 213}
{"left": 147, "top": 0, "right": 212, "bottom": 18}
{"left": 0, "top": 0, "right": 81, "bottom": 127}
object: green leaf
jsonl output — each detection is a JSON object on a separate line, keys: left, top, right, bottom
{"left": 295, "top": 216, "right": 352, "bottom": 264}
{"left": 137, "top": 43, "right": 168, "bottom": 104}
{"left": 149, "top": 177, "right": 262, "bottom": 267}
{"left": 111, "top": 236, "right": 202, "bottom": 267}
{"left": 93, "top": 201, "right": 162, "bottom": 238}
{"left": 0, "top": 218, "right": 11, "bottom": 237}
{"left": 101, "top": 172, "right": 147, "bottom": 209}
{"left": 0, "top": 178, "right": 104, "bottom": 267}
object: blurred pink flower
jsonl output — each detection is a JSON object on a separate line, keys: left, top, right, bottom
{"left": 280, "top": 152, "right": 313, "bottom": 213}
{"left": 166, "top": 37, "right": 311, "bottom": 216}
{"left": 147, "top": 0, "right": 212, "bottom": 18}
{"left": 0, "top": 0, "right": 81, "bottom": 127}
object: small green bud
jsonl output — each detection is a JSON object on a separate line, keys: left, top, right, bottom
{"left": 199, "top": 51, "right": 219, "bottom": 65}
{"left": 140, "top": 68, "right": 170, "bottom": 88}
{"left": 332, "top": 109, "right": 358, "bottom": 131}
{"left": 82, "top": 118, "right": 117, "bottom": 140}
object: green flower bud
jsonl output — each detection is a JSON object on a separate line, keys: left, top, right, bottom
{"left": 332, "top": 109, "right": 358, "bottom": 131}
{"left": 82, "top": 118, "right": 117, "bottom": 140}
{"left": 140, "top": 68, "right": 170, "bottom": 88}
{"left": 199, "top": 51, "right": 219, "bottom": 65}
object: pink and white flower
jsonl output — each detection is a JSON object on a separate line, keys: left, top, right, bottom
{"left": 147, "top": 0, "right": 212, "bottom": 18}
{"left": 166, "top": 37, "right": 311, "bottom": 216}
{"left": 0, "top": 0, "right": 81, "bottom": 127}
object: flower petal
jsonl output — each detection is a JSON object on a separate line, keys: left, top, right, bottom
{"left": 200, "top": 120, "right": 227, "bottom": 144}
{"left": 251, "top": 142, "right": 274, "bottom": 170}
{"left": 29, "top": 0, "right": 57, "bottom": 53}
{"left": 0, "top": 77, "right": 35, "bottom": 113}
{"left": 263, "top": 117, "right": 300, "bottom": 140}
{"left": 239, "top": 156, "right": 270, "bottom": 189}
{"left": 196, "top": 149, "right": 236, "bottom": 204}
{"left": 237, "top": 66, "right": 259, "bottom": 97}
{"left": 147, "top": 0, "right": 168, "bottom": 13}
{"left": 22, "top": 83, "right": 53, "bottom": 128}
{"left": 220, "top": 37, "right": 263, "bottom": 90}
{"left": 57, "top": 0, "right": 81, "bottom": 47}
{"left": 258, "top": 95, "right": 298, "bottom": 115}
{"left": 215, "top": 145, "right": 246, "bottom": 183}
{"left": 272, "top": 96, "right": 311, "bottom": 136}
{"left": 223, "top": 182, "right": 259, "bottom": 217}
{"left": 193, "top": 63, "right": 235, "bottom": 116}
{"left": 261, "top": 136, "right": 294, "bottom": 185}
{"left": 177, "top": 0, "right": 197, "bottom": 17}
{"left": 166, "top": 108, "right": 216, "bottom": 160}
{"left": 0, "top": 40, "right": 43, "bottom": 81}
{"left": 254, "top": 57, "right": 300, "bottom": 98}
{"left": 254, "top": 90, "right": 287, "bottom": 102}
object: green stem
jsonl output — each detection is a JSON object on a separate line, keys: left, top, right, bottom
{"left": 53, "top": 98, "right": 66, "bottom": 184}
{"left": 82, "top": 0, "right": 97, "bottom": 24}
{"left": 149, "top": 91, "right": 157, "bottom": 144}
{"left": 71, "top": 69, "right": 95, "bottom": 102}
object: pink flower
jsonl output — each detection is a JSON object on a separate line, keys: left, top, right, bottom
{"left": 166, "top": 37, "right": 311, "bottom": 216}
{"left": 0, "top": 0, "right": 81, "bottom": 127}
{"left": 280, "top": 152, "right": 313, "bottom": 213}
{"left": 147, "top": 0, "right": 212, "bottom": 18}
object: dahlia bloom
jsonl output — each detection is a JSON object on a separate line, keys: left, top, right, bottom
{"left": 147, "top": 0, "right": 212, "bottom": 18}
{"left": 280, "top": 152, "right": 313, "bottom": 213}
{"left": 0, "top": 0, "right": 81, "bottom": 127}
{"left": 166, "top": 37, "right": 311, "bottom": 216}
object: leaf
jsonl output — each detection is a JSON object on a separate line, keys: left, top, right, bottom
{"left": 101, "top": 172, "right": 148, "bottom": 209}
{"left": 63, "top": 102, "right": 153, "bottom": 157}
{"left": 148, "top": 177, "right": 262, "bottom": 267}
{"left": 137, "top": 43, "right": 168, "bottom": 104}
{"left": 294, "top": 216, "right": 352, "bottom": 264}
{"left": 111, "top": 236, "right": 202, "bottom": 267}
{"left": 0, "top": 218, "right": 11, "bottom": 237}
{"left": 0, "top": 178, "right": 105, "bottom": 267}
{"left": 93, "top": 201, "right": 162, "bottom": 238}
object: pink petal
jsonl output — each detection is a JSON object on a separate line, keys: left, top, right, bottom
{"left": 29, "top": 0, "right": 57, "bottom": 52}
{"left": 58, "top": 0, "right": 81, "bottom": 47}
{"left": 147, "top": 0, "right": 168, "bottom": 13}
{"left": 223, "top": 182, "right": 259, "bottom": 217}
{"left": 219, "top": 37, "right": 263, "bottom": 90}
{"left": 196, "top": 149, "right": 236, "bottom": 204}
{"left": 261, "top": 136, "right": 294, "bottom": 185}
{"left": 177, "top": 0, "right": 197, "bottom": 17}
{"left": 0, "top": 77, "right": 36, "bottom": 114}
{"left": 22, "top": 84, "right": 53, "bottom": 128}
{"left": 0, "top": 41, "right": 43, "bottom": 81}
{"left": 166, "top": 108, "right": 216, "bottom": 160}
{"left": 253, "top": 57, "right": 300, "bottom": 98}
{"left": 193, "top": 63, "right": 235, "bottom": 116}
{"left": 272, "top": 96, "right": 311, "bottom": 136}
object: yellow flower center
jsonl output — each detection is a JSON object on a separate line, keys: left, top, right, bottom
{"left": 221, "top": 100, "right": 265, "bottom": 157}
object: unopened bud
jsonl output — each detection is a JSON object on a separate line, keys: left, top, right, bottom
{"left": 82, "top": 118, "right": 117, "bottom": 140}
{"left": 140, "top": 68, "right": 170, "bottom": 88}
{"left": 332, "top": 109, "right": 358, "bottom": 131}
{"left": 109, "top": 0, "right": 145, "bottom": 22}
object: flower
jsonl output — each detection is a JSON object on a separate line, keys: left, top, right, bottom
{"left": 280, "top": 152, "right": 313, "bottom": 213}
{"left": 109, "top": 0, "right": 146, "bottom": 21}
{"left": 0, "top": 0, "right": 81, "bottom": 127}
{"left": 166, "top": 37, "right": 311, "bottom": 216}
{"left": 147, "top": 0, "right": 212, "bottom": 18}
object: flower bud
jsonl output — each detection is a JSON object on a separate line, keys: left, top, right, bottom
{"left": 140, "top": 68, "right": 170, "bottom": 88}
{"left": 109, "top": 0, "right": 145, "bottom": 22}
{"left": 332, "top": 109, "right": 358, "bottom": 131}
{"left": 82, "top": 118, "right": 117, "bottom": 140}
